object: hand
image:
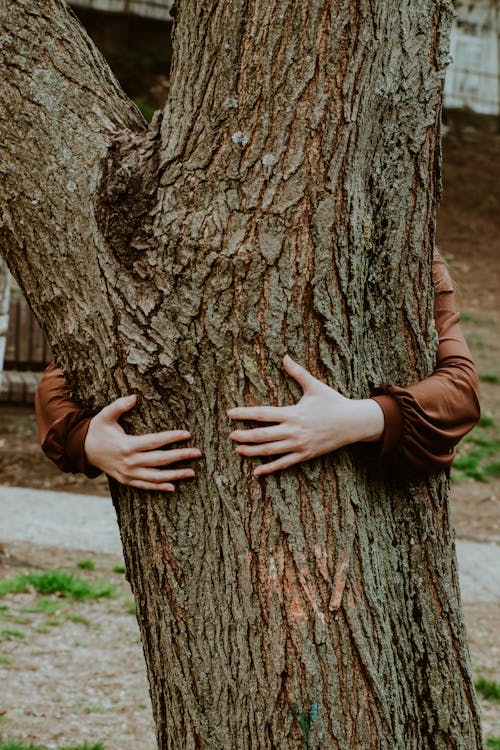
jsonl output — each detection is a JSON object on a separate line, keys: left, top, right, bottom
{"left": 228, "top": 354, "right": 384, "bottom": 476}
{"left": 84, "top": 394, "right": 202, "bottom": 491}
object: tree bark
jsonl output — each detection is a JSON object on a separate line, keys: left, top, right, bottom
{"left": 0, "top": 1, "right": 483, "bottom": 748}
{"left": 0, "top": 256, "right": 10, "bottom": 388}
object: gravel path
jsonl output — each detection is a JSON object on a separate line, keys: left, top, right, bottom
{"left": 0, "top": 485, "right": 122, "bottom": 555}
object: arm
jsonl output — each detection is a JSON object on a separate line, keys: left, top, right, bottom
{"left": 35, "top": 364, "right": 202, "bottom": 491}
{"left": 369, "top": 255, "right": 480, "bottom": 472}
{"left": 228, "top": 257, "right": 480, "bottom": 475}
{"left": 35, "top": 363, "right": 99, "bottom": 478}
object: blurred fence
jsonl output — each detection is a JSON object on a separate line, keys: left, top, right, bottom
{"left": 0, "top": 294, "right": 51, "bottom": 405}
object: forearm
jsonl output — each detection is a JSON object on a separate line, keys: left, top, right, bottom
{"left": 35, "top": 363, "right": 100, "bottom": 477}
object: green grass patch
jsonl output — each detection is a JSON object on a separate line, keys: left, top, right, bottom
{"left": 453, "top": 417, "right": 500, "bottom": 482}
{"left": 475, "top": 676, "right": 500, "bottom": 703}
{"left": 460, "top": 312, "right": 495, "bottom": 324}
{"left": 8, "top": 616, "right": 30, "bottom": 626}
{"left": 487, "top": 738, "right": 500, "bottom": 749}
{"left": 0, "top": 571, "right": 117, "bottom": 601}
{"left": 77, "top": 560, "right": 95, "bottom": 571}
{"left": 0, "top": 741, "right": 105, "bottom": 750}
{"left": 0, "top": 656, "right": 13, "bottom": 665}
{"left": 478, "top": 415, "right": 495, "bottom": 428}
{"left": 67, "top": 615, "right": 91, "bottom": 626}
{"left": 480, "top": 374, "right": 500, "bottom": 385}
{"left": 112, "top": 565, "right": 126, "bottom": 574}
{"left": 125, "top": 596, "right": 136, "bottom": 616}
{"left": 485, "top": 461, "right": 500, "bottom": 478}
{"left": 22, "top": 599, "right": 59, "bottom": 615}
{"left": 0, "top": 629, "right": 24, "bottom": 639}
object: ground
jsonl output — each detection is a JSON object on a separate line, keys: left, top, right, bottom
{"left": 0, "top": 129, "right": 499, "bottom": 748}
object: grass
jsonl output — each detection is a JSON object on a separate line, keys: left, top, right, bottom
{"left": 112, "top": 565, "right": 126, "bottom": 574}
{"left": 0, "top": 571, "right": 117, "bottom": 601}
{"left": 67, "top": 615, "right": 91, "bottom": 626}
{"left": 125, "top": 596, "right": 136, "bottom": 616}
{"left": 485, "top": 461, "right": 500, "bottom": 478}
{"left": 0, "top": 741, "right": 105, "bottom": 750}
{"left": 478, "top": 415, "right": 495, "bottom": 428}
{"left": 0, "top": 655, "right": 13, "bottom": 665}
{"left": 0, "top": 629, "right": 24, "bottom": 639}
{"left": 487, "top": 739, "right": 500, "bottom": 749}
{"left": 475, "top": 676, "right": 500, "bottom": 703}
{"left": 452, "top": 413, "right": 500, "bottom": 482}
{"left": 460, "top": 312, "right": 495, "bottom": 325}
{"left": 480, "top": 373, "right": 500, "bottom": 385}
{"left": 22, "top": 599, "right": 59, "bottom": 615}
{"left": 77, "top": 560, "right": 95, "bottom": 571}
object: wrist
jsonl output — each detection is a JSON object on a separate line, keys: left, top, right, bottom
{"left": 354, "top": 399, "right": 385, "bottom": 443}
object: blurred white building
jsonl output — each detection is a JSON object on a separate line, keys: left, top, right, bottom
{"left": 444, "top": 0, "right": 500, "bottom": 115}
{"left": 69, "top": 0, "right": 174, "bottom": 22}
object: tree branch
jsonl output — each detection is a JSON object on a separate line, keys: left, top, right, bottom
{"left": 0, "top": 0, "right": 147, "bottom": 401}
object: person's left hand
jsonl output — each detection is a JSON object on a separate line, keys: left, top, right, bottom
{"left": 228, "top": 354, "right": 384, "bottom": 476}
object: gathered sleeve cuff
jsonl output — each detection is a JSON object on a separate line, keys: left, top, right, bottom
{"left": 35, "top": 363, "right": 101, "bottom": 478}
{"left": 366, "top": 256, "right": 480, "bottom": 474}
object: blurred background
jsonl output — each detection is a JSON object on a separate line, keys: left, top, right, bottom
{"left": 0, "top": 2, "right": 499, "bottom": 749}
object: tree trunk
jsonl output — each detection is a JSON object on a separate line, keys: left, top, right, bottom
{"left": 0, "top": 1, "right": 483, "bottom": 748}
{"left": 0, "top": 257, "right": 10, "bottom": 390}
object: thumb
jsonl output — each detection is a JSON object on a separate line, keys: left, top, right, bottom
{"left": 99, "top": 394, "right": 137, "bottom": 423}
{"left": 282, "top": 354, "right": 318, "bottom": 392}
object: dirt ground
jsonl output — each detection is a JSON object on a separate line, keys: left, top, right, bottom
{"left": 0, "top": 129, "right": 499, "bottom": 747}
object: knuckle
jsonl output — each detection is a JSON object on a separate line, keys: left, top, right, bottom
{"left": 121, "top": 456, "right": 134, "bottom": 472}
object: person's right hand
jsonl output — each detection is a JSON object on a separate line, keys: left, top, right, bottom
{"left": 84, "top": 394, "right": 202, "bottom": 491}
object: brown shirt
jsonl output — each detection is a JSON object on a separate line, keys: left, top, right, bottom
{"left": 35, "top": 257, "right": 480, "bottom": 477}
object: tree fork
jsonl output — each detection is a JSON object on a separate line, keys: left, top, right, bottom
{"left": 0, "top": 1, "right": 484, "bottom": 748}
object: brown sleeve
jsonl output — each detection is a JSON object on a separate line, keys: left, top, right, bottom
{"left": 35, "top": 363, "right": 102, "bottom": 478}
{"left": 370, "top": 256, "right": 480, "bottom": 473}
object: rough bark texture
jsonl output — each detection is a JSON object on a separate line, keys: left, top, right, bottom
{"left": 0, "top": 1, "right": 483, "bottom": 748}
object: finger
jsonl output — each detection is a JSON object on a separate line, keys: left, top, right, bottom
{"left": 129, "top": 480, "right": 176, "bottom": 492}
{"left": 230, "top": 424, "right": 287, "bottom": 444}
{"left": 282, "top": 354, "right": 317, "bottom": 391}
{"left": 133, "top": 448, "right": 202, "bottom": 468}
{"left": 128, "top": 467, "right": 197, "bottom": 484}
{"left": 227, "top": 405, "right": 287, "bottom": 423}
{"left": 99, "top": 394, "right": 137, "bottom": 422}
{"left": 235, "top": 440, "right": 291, "bottom": 457}
{"left": 254, "top": 452, "right": 303, "bottom": 476}
{"left": 129, "top": 430, "right": 193, "bottom": 452}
